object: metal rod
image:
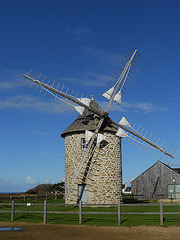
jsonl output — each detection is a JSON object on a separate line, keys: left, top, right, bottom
{"left": 156, "top": 140, "right": 165, "bottom": 158}
{"left": 24, "top": 70, "right": 35, "bottom": 86}
{"left": 168, "top": 147, "right": 178, "bottom": 165}
{"left": 105, "top": 50, "right": 137, "bottom": 112}
{"left": 135, "top": 128, "right": 144, "bottom": 147}
{"left": 54, "top": 82, "right": 60, "bottom": 101}
{"left": 23, "top": 74, "right": 104, "bottom": 116}
{"left": 110, "top": 78, "right": 116, "bottom": 84}
{"left": 67, "top": 90, "right": 74, "bottom": 109}
{"left": 49, "top": 81, "right": 56, "bottom": 99}
{"left": 114, "top": 72, "right": 120, "bottom": 77}
{"left": 30, "top": 73, "right": 42, "bottom": 88}
{"left": 58, "top": 85, "right": 65, "bottom": 103}
{"left": 151, "top": 137, "right": 161, "bottom": 157}
{"left": 140, "top": 129, "right": 148, "bottom": 150}
{"left": 117, "top": 65, "right": 123, "bottom": 70}
{"left": 132, "top": 125, "right": 141, "bottom": 144}
{"left": 111, "top": 118, "right": 174, "bottom": 159}
{"left": 127, "top": 123, "right": 136, "bottom": 142}
{"left": 39, "top": 76, "right": 46, "bottom": 93}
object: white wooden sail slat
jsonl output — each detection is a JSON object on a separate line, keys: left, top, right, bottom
{"left": 116, "top": 128, "right": 127, "bottom": 138}
{"left": 113, "top": 90, "right": 121, "bottom": 104}
{"left": 119, "top": 116, "right": 131, "bottom": 127}
{"left": 102, "top": 86, "right": 115, "bottom": 100}
{"left": 75, "top": 106, "right": 84, "bottom": 115}
{"left": 85, "top": 130, "right": 94, "bottom": 142}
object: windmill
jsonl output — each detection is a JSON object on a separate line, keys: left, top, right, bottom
{"left": 21, "top": 48, "right": 177, "bottom": 204}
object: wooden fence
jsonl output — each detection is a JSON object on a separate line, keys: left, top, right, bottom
{"left": 0, "top": 193, "right": 64, "bottom": 202}
{"left": 1, "top": 201, "right": 180, "bottom": 225}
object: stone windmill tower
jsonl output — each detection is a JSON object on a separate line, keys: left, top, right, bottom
{"left": 61, "top": 97, "right": 122, "bottom": 204}
{"left": 21, "top": 48, "right": 176, "bottom": 205}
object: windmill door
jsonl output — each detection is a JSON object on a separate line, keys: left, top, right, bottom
{"left": 78, "top": 184, "right": 87, "bottom": 204}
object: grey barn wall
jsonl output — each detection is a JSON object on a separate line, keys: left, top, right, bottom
{"left": 131, "top": 161, "right": 180, "bottom": 199}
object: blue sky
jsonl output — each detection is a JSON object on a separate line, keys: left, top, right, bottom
{"left": 0, "top": 0, "right": 180, "bottom": 192}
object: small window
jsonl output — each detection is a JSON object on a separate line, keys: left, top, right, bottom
{"left": 81, "top": 138, "right": 88, "bottom": 150}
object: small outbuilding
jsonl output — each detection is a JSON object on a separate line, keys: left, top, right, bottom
{"left": 131, "top": 161, "right": 180, "bottom": 199}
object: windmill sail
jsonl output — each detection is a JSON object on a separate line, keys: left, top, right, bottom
{"left": 102, "top": 86, "right": 115, "bottom": 100}
{"left": 113, "top": 90, "right": 122, "bottom": 104}
{"left": 75, "top": 98, "right": 91, "bottom": 115}
{"left": 116, "top": 128, "right": 127, "bottom": 138}
{"left": 65, "top": 49, "right": 144, "bottom": 201}
{"left": 97, "top": 133, "right": 106, "bottom": 144}
{"left": 110, "top": 118, "right": 175, "bottom": 159}
{"left": 74, "top": 106, "right": 84, "bottom": 115}
{"left": 21, "top": 48, "right": 176, "bottom": 204}
{"left": 119, "top": 117, "right": 131, "bottom": 127}
{"left": 85, "top": 130, "right": 94, "bottom": 142}
{"left": 22, "top": 74, "right": 104, "bottom": 118}
{"left": 22, "top": 63, "right": 175, "bottom": 162}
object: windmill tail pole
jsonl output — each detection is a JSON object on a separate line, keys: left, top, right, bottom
{"left": 110, "top": 119, "right": 175, "bottom": 159}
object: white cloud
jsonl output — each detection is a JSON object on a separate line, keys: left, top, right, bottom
{"left": 82, "top": 47, "right": 121, "bottom": 65}
{"left": 26, "top": 176, "right": 38, "bottom": 185}
{"left": 0, "top": 179, "right": 10, "bottom": 186}
{"left": 63, "top": 72, "right": 109, "bottom": 87}
{"left": 12, "top": 131, "right": 52, "bottom": 136}
{"left": 125, "top": 101, "right": 168, "bottom": 113}
{"left": 0, "top": 95, "right": 72, "bottom": 114}
{"left": 66, "top": 26, "right": 91, "bottom": 36}
{"left": 0, "top": 68, "right": 22, "bottom": 91}
{"left": 74, "top": 27, "right": 91, "bottom": 36}
{"left": 0, "top": 91, "right": 168, "bottom": 116}
{"left": 98, "top": 100, "right": 168, "bottom": 114}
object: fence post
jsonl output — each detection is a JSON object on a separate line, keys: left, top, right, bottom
{"left": 11, "top": 200, "right": 15, "bottom": 222}
{"left": 79, "top": 201, "right": 82, "bottom": 224}
{"left": 160, "top": 200, "right": 163, "bottom": 225}
{"left": 44, "top": 200, "right": 47, "bottom": 224}
{"left": 118, "top": 201, "right": 121, "bottom": 225}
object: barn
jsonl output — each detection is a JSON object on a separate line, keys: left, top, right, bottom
{"left": 131, "top": 161, "right": 180, "bottom": 200}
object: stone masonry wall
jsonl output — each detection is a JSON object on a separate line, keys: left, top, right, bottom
{"left": 64, "top": 132, "right": 122, "bottom": 204}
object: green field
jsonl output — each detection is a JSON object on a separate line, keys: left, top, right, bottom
{"left": 0, "top": 197, "right": 180, "bottom": 227}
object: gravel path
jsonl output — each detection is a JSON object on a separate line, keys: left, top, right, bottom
{"left": 0, "top": 222, "right": 180, "bottom": 240}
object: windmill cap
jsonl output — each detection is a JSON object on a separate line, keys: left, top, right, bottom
{"left": 61, "top": 99, "right": 117, "bottom": 138}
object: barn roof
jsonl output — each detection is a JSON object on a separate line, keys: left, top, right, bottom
{"left": 61, "top": 98, "right": 118, "bottom": 138}
{"left": 131, "top": 161, "right": 180, "bottom": 183}
{"left": 173, "top": 168, "right": 180, "bottom": 175}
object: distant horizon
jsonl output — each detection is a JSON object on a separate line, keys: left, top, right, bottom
{"left": 0, "top": 192, "right": 24, "bottom": 194}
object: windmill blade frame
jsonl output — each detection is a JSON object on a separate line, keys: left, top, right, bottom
{"left": 63, "top": 49, "right": 139, "bottom": 201}
{"left": 22, "top": 73, "right": 106, "bottom": 118}
{"left": 110, "top": 118, "right": 174, "bottom": 159}
{"left": 21, "top": 47, "right": 176, "bottom": 204}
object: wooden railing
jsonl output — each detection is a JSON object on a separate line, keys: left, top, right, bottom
{"left": 1, "top": 201, "right": 180, "bottom": 225}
